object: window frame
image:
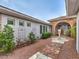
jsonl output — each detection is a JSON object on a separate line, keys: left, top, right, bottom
{"left": 46, "top": 26, "right": 47, "bottom": 32}
{"left": 40, "top": 25, "right": 42, "bottom": 34}
{"left": 19, "top": 20, "right": 24, "bottom": 26}
{"left": 27, "top": 22, "right": 31, "bottom": 27}
{"left": 43, "top": 25, "right": 45, "bottom": 33}
{"left": 7, "top": 17, "right": 15, "bottom": 25}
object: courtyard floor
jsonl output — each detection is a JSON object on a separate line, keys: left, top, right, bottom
{"left": 0, "top": 36, "right": 79, "bottom": 59}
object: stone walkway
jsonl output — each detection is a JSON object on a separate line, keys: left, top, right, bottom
{"left": 0, "top": 37, "right": 79, "bottom": 59}
{"left": 39, "top": 37, "right": 70, "bottom": 59}
{"left": 58, "top": 38, "right": 79, "bottom": 59}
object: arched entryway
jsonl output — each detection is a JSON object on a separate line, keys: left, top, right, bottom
{"left": 55, "top": 22, "right": 71, "bottom": 36}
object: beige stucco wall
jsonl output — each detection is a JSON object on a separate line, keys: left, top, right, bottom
{"left": 0, "top": 15, "right": 1, "bottom": 31}
{"left": 0, "top": 14, "right": 1, "bottom": 25}
{"left": 0, "top": 14, "right": 2, "bottom": 31}
{"left": 50, "top": 18, "right": 76, "bottom": 35}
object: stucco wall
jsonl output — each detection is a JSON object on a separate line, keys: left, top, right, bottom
{"left": 1, "top": 14, "right": 51, "bottom": 43}
{"left": 0, "top": 14, "right": 1, "bottom": 23}
{"left": 76, "top": 11, "right": 79, "bottom": 53}
{"left": 50, "top": 18, "right": 76, "bottom": 35}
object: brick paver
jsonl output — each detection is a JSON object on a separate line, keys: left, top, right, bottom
{"left": 58, "top": 38, "right": 79, "bottom": 59}
{"left": 0, "top": 38, "right": 51, "bottom": 59}
{"left": 0, "top": 37, "right": 79, "bottom": 59}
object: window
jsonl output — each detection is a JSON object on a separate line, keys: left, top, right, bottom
{"left": 27, "top": 22, "right": 31, "bottom": 27}
{"left": 40, "top": 25, "right": 47, "bottom": 34}
{"left": 7, "top": 18, "right": 15, "bottom": 25}
{"left": 46, "top": 26, "right": 47, "bottom": 32}
{"left": 0, "top": 23, "right": 1, "bottom": 31}
{"left": 43, "top": 26, "right": 45, "bottom": 33}
{"left": 49, "top": 26, "right": 52, "bottom": 32}
{"left": 40, "top": 25, "right": 42, "bottom": 34}
{"left": 19, "top": 21, "right": 24, "bottom": 26}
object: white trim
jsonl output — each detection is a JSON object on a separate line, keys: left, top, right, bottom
{"left": 76, "top": 11, "right": 79, "bottom": 53}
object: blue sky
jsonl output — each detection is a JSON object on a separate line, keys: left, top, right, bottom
{"left": 0, "top": 0, "right": 66, "bottom": 20}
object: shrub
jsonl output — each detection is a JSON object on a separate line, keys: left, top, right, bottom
{"left": 41, "top": 32, "right": 52, "bottom": 39}
{"left": 0, "top": 25, "right": 15, "bottom": 53}
{"left": 28, "top": 32, "right": 36, "bottom": 44}
{"left": 69, "top": 26, "right": 76, "bottom": 39}
{"left": 64, "top": 25, "right": 76, "bottom": 39}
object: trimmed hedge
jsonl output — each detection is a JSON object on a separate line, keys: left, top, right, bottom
{"left": 41, "top": 32, "right": 52, "bottom": 39}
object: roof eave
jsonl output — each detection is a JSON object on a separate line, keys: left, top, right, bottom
{"left": 0, "top": 5, "right": 51, "bottom": 25}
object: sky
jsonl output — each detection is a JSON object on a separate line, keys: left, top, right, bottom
{"left": 0, "top": 0, "right": 66, "bottom": 20}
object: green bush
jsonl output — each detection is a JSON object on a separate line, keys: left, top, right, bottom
{"left": 69, "top": 26, "right": 76, "bottom": 39}
{"left": 28, "top": 32, "right": 36, "bottom": 43}
{"left": 0, "top": 25, "right": 15, "bottom": 53}
{"left": 41, "top": 32, "right": 52, "bottom": 39}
